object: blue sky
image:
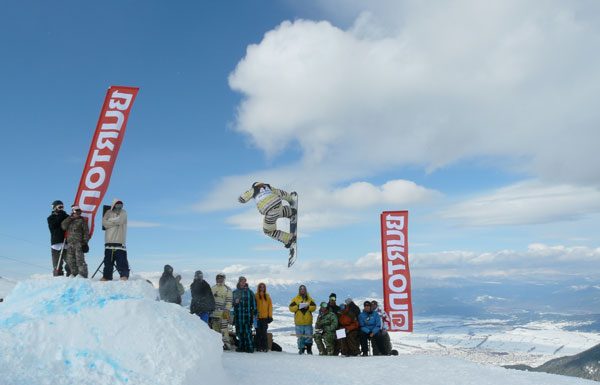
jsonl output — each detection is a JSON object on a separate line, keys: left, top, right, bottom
{"left": 1, "top": 0, "right": 600, "bottom": 283}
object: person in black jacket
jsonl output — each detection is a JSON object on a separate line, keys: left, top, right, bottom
{"left": 47, "top": 200, "right": 70, "bottom": 276}
{"left": 159, "top": 265, "right": 181, "bottom": 304}
{"left": 190, "top": 270, "right": 215, "bottom": 324}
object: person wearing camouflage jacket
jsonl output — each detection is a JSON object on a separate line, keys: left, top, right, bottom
{"left": 61, "top": 205, "right": 90, "bottom": 278}
{"left": 233, "top": 276, "right": 256, "bottom": 353}
{"left": 314, "top": 302, "right": 339, "bottom": 355}
{"left": 238, "top": 182, "right": 297, "bottom": 248}
{"left": 211, "top": 272, "right": 233, "bottom": 350}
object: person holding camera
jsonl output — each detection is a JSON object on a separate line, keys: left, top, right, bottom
{"left": 101, "top": 199, "right": 130, "bottom": 281}
{"left": 47, "top": 200, "right": 70, "bottom": 276}
{"left": 61, "top": 205, "right": 90, "bottom": 278}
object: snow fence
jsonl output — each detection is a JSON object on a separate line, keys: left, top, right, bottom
{"left": 0, "top": 277, "right": 225, "bottom": 385}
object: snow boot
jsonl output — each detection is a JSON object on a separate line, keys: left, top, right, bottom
{"left": 306, "top": 344, "right": 313, "bottom": 355}
{"left": 298, "top": 347, "right": 305, "bottom": 355}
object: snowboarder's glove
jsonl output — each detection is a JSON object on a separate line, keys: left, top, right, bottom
{"left": 82, "top": 243, "right": 89, "bottom": 253}
{"left": 237, "top": 196, "right": 245, "bottom": 203}
{"left": 267, "top": 317, "right": 273, "bottom": 324}
{"left": 222, "top": 311, "right": 230, "bottom": 320}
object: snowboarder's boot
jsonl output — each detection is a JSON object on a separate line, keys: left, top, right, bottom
{"left": 285, "top": 235, "right": 297, "bottom": 249}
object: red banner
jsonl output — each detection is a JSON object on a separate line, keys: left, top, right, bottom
{"left": 380, "top": 211, "right": 413, "bottom": 332}
{"left": 73, "top": 86, "right": 139, "bottom": 237}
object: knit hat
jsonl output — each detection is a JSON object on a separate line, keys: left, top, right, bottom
{"left": 194, "top": 270, "right": 203, "bottom": 280}
{"left": 71, "top": 205, "right": 81, "bottom": 212}
{"left": 329, "top": 293, "right": 337, "bottom": 300}
{"left": 320, "top": 302, "right": 328, "bottom": 308}
{"left": 238, "top": 276, "right": 247, "bottom": 282}
{"left": 216, "top": 272, "right": 226, "bottom": 279}
{"left": 51, "top": 200, "right": 64, "bottom": 209}
{"left": 345, "top": 298, "right": 353, "bottom": 305}
{"left": 164, "top": 265, "right": 173, "bottom": 274}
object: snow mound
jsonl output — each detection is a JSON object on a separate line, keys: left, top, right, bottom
{"left": 0, "top": 278, "right": 225, "bottom": 385}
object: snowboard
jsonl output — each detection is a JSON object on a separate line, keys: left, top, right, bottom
{"left": 288, "top": 192, "right": 298, "bottom": 267}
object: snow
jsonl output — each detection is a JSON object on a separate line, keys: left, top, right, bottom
{"left": 0, "top": 277, "right": 598, "bottom": 385}
{"left": 0, "top": 278, "right": 225, "bottom": 385}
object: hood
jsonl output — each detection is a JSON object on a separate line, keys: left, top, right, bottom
{"left": 111, "top": 198, "right": 123, "bottom": 210}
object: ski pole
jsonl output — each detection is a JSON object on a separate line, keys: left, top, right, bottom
{"left": 54, "top": 239, "right": 66, "bottom": 276}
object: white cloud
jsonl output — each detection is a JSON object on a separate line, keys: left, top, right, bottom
{"left": 439, "top": 180, "right": 600, "bottom": 226}
{"left": 228, "top": 2, "right": 600, "bottom": 187}
{"left": 210, "top": 243, "right": 600, "bottom": 284}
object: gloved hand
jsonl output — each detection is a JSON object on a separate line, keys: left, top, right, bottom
{"left": 82, "top": 243, "right": 89, "bottom": 253}
{"left": 222, "top": 310, "right": 230, "bottom": 320}
{"left": 267, "top": 317, "right": 273, "bottom": 324}
{"left": 238, "top": 196, "right": 244, "bottom": 203}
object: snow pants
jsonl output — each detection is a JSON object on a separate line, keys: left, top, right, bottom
{"left": 360, "top": 331, "right": 386, "bottom": 356}
{"left": 340, "top": 329, "right": 360, "bottom": 356}
{"left": 314, "top": 331, "right": 336, "bottom": 355}
{"left": 255, "top": 318, "right": 269, "bottom": 351}
{"left": 235, "top": 320, "right": 254, "bottom": 352}
{"left": 66, "top": 242, "right": 88, "bottom": 278}
{"left": 263, "top": 203, "right": 294, "bottom": 245}
{"left": 102, "top": 248, "right": 130, "bottom": 280}
{"left": 51, "top": 247, "right": 70, "bottom": 276}
{"left": 211, "top": 317, "right": 233, "bottom": 350}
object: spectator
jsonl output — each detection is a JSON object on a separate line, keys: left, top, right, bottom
{"left": 314, "top": 302, "right": 338, "bottom": 355}
{"left": 159, "top": 265, "right": 181, "bottom": 304}
{"left": 338, "top": 303, "right": 360, "bottom": 356}
{"left": 358, "top": 301, "right": 386, "bottom": 356}
{"left": 211, "top": 272, "right": 233, "bottom": 351}
{"left": 233, "top": 276, "right": 256, "bottom": 353}
{"left": 371, "top": 300, "right": 393, "bottom": 355}
{"left": 327, "top": 292, "right": 341, "bottom": 355}
{"left": 61, "top": 205, "right": 89, "bottom": 278}
{"left": 190, "top": 271, "right": 215, "bottom": 324}
{"left": 101, "top": 199, "right": 130, "bottom": 281}
{"left": 47, "top": 200, "right": 70, "bottom": 276}
{"left": 289, "top": 284, "right": 317, "bottom": 354}
{"left": 344, "top": 297, "right": 361, "bottom": 318}
{"left": 255, "top": 282, "right": 273, "bottom": 352}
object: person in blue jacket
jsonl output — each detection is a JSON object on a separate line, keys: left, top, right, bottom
{"left": 358, "top": 301, "right": 387, "bottom": 356}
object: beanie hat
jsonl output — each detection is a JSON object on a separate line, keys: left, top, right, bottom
{"left": 164, "top": 265, "right": 173, "bottom": 274}
{"left": 52, "top": 200, "right": 64, "bottom": 209}
{"left": 216, "top": 272, "right": 226, "bottom": 279}
{"left": 194, "top": 270, "right": 203, "bottom": 280}
{"left": 329, "top": 293, "right": 337, "bottom": 300}
{"left": 320, "top": 302, "right": 328, "bottom": 309}
{"left": 345, "top": 298, "right": 353, "bottom": 305}
{"left": 71, "top": 205, "right": 81, "bottom": 211}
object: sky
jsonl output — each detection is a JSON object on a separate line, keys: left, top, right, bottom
{"left": 1, "top": 0, "right": 600, "bottom": 283}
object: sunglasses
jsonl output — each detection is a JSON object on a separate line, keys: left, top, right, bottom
{"left": 56, "top": 205, "right": 64, "bottom": 210}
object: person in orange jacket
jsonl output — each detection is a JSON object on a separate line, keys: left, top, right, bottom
{"left": 255, "top": 282, "right": 273, "bottom": 352}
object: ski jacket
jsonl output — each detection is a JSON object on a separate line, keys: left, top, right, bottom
{"left": 289, "top": 294, "right": 317, "bottom": 326}
{"left": 61, "top": 216, "right": 89, "bottom": 245}
{"left": 315, "top": 310, "right": 338, "bottom": 333}
{"left": 102, "top": 202, "right": 127, "bottom": 248}
{"left": 358, "top": 310, "right": 382, "bottom": 335}
{"left": 255, "top": 290, "right": 273, "bottom": 319}
{"left": 327, "top": 302, "right": 341, "bottom": 315}
{"left": 374, "top": 307, "right": 390, "bottom": 331}
{"left": 159, "top": 274, "right": 181, "bottom": 304}
{"left": 233, "top": 286, "right": 256, "bottom": 326}
{"left": 190, "top": 279, "right": 215, "bottom": 314}
{"left": 338, "top": 308, "right": 359, "bottom": 332}
{"left": 347, "top": 302, "right": 361, "bottom": 319}
{"left": 238, "top": 184, "right": 292, "bottom": 215}
{"left": 211, "top": 283, "right": 233, "bottom": 318}
{"left": 47, "top": 210, "right": 68, "bottom": 245}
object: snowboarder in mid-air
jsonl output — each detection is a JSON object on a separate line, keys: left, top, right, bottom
{"left": 238, "top": 182, "right": 297, "bottom": 248}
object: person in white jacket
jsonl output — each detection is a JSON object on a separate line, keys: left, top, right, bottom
{"left": 101, "top": 199, "right": 130, "bottom": 281}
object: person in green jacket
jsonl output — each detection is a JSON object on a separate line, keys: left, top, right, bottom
{"left": 314, "top": 302, "right": 339, "bottom": 355}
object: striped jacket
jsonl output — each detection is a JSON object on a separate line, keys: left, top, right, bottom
{"left": 211, "top": 283, "right": 233, "bottom": 318}
{"left": 238, "top": 184, "right": 290, "bottom": 215}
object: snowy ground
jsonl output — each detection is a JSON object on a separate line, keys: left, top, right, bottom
{"left": 1, "top": 277, "right": 599, "bottom": 385}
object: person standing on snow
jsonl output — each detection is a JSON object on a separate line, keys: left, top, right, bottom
{"left": 211, "top": 272, "right": 233, "bottom": 351}
{"left": 101, "top": 199, "right": 129, "bottom": 281}
{"left": 159, "top": 265, "right": 181, "bottom": 304}
{"left": 255, "top": 282, "right": 273, "bottom": 352}
{"left": 190, "top": 270, "right": 215, "bottom": 324}
{"left": 47, "top": 200, "right": 70, "bottom": 276}
{"left": 61, "top": 205, "right": 90, "bottom": 278}
{"left": 289, "top": 284, "right": 317, "bottom": 354}
{"left": 238, "top": 182, "right": 297, "bottom": 248}
{"left": 314, "top": 302, "right": 339, "bottom": 355}
{"left": 233, "top": 276, "right": 257, "bottom": 353}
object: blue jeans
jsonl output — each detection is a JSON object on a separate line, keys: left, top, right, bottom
{"left": 295, "top": 325, "right": 313, "bottom": 350}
